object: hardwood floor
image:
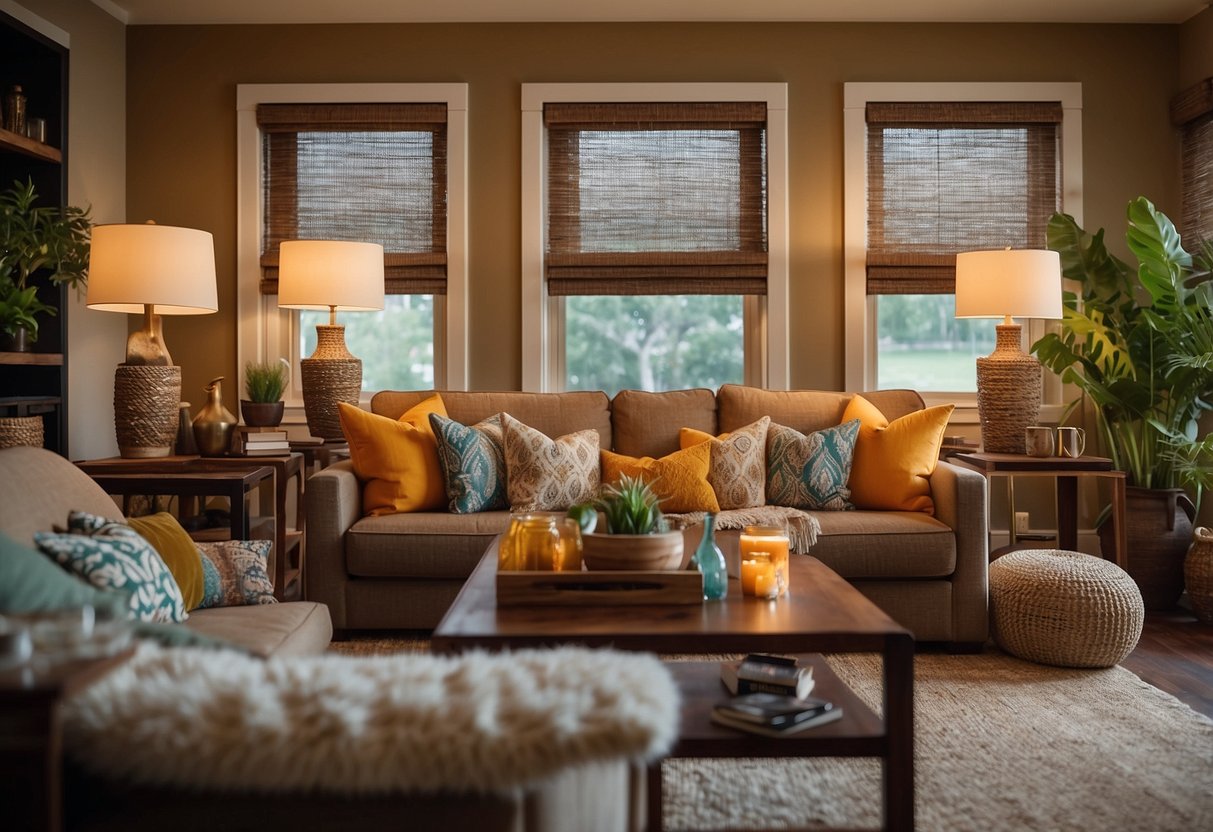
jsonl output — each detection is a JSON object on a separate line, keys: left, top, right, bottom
{"left": 1119, "top": 603, "right": 1213, "bottom": 719}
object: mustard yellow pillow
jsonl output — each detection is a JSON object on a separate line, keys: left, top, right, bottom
{"left": 601, "top": 443, "right": 720, "bottom": 514}
{"left": 126, "top": 511, "right": 205, "bottom": 611}
{"left": 841, "top": 395, "right": 954, "bottom": 514}
{"left": 339, "top": 395, "right": 449, "bottom": 516}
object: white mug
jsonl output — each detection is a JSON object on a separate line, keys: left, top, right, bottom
{"left": 1024, "top": 426, "right": 1055, "bottom": 457}
{"left": 1057, "top": 426, "right": 1086, "bottom": 458}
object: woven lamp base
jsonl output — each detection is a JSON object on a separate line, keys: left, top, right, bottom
{"left": 114, "top": 365, "right": 181, "bottom": 458}
{"left": 0, "top": 415, "right": 44, "bottom": 449}
{"left": 301, "top": 324, "right": 362, "bottom": 441}
{"left": 976, "top": 323, "right": 1042, "bottom": 454}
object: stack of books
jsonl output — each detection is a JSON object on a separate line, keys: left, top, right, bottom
{"left": 720, "top": 653, "right": 816, "bottom": 699}
{"left": 710, "top": 692, "right": 841, "bottom": 737}
{"left": 236, "top": 427, "right": 290, "bottom": 457}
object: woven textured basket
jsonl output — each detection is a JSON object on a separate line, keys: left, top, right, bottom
{"left": 114, "top": 365, "right": 181, "bottom": 458}
{"left": 990, "top": 549, "right": 1144, "bottom": 668}
{"left": 0, "top": 415, "right": 44, "bottom": 449}
{"left": 975, "top": 325, "right": 1043, "bottom": 454}
{"left": 1185, "top": 527, "right": 1213, "bottom": 623}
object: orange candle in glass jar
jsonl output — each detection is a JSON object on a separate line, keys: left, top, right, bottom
{"left": 740, "top": 525, "right": 790, "bottom": 596}
{"left": 741, "top": 552, "right": 777, "bottom": 596}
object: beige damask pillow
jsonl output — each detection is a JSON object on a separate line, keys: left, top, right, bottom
{"left": 679, "top": 416, "right": 770, "bottom": 510}
{"left": 501, "top": 413, "right": 601, "bottom": 511}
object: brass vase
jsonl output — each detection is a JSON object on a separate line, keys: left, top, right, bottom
{"left": 192, "top": 377, "right": 237, "bottom": 456}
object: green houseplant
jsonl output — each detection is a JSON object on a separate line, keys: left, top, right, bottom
{"left": 240, "top": 359, "right": 290, "bottom": 427}
{"left": 1031, "top": 196, "right": 1213, "bottom": 607}
{"left": 0, "top": 178, "right": 91, "bottom": 349}
{"left": 574, "top": 473, "right": 685, "bottom": 570}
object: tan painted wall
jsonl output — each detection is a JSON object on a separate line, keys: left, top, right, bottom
{"left": 16, "top": 0, "right": 125, "bottom": 459}
{"left": 125, "top": 22, "right": 1182, "bottom": 397}
{"left": 1180, "top": 6, "right": 1213, "bottom": 87}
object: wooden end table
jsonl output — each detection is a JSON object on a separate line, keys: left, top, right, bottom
{"left": 432, "top": 543, "right": 915, "bottom": 831}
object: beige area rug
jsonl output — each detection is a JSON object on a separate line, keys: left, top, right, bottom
{"left": 329, "top": 638, "right": 1213, "bottom": 831}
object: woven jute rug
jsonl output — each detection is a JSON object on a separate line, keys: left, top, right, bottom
{"left": 329, "top": 638, "right": 1213, "bottom": 831}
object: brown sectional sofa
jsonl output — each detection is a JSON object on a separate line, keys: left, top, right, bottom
{"left": 308, "top": 384, "right": 990, "bottom": 647}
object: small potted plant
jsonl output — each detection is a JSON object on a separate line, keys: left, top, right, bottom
{"left": 575, "top": 473, "right": 685, "bottom": 571}
{"left": 0, "top": 178, "right": 91, "bottom": 351}
{"left": 241, "top": 359, "right": 289, "bottom": 427}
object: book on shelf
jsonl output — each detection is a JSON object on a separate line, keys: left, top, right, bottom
{"left": 242, "top": 446, "right": 291, "bottom": 457}
{"left": 710, "top": 704, "right": 842, "bottom": 737}
{"left": 239, "top": 429, "right": 289, "bottom": 443}
{"left": 241, "top": 440, "right": 290, "bottom": 450}
{"left": 721, "top": 653, "right": 815, "bottom": 699}
{"left": 710, "top": 692, "right": 841, "bottom": 737}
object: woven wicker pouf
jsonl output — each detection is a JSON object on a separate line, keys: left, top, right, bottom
{"left": 989, "top": 549, "right": 1144, "bottom": 668}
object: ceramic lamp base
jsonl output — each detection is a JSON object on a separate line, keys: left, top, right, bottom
{"left": 301, "top": 324, "right": 361, "bottom": 441}
{"left": 114, "top": 365, "right": 181, "bottom": 458}
{"left": 975, "top": 323, "right": 1042, "bottom": 455}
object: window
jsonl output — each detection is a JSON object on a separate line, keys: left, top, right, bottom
{"left": 236, "top": 84, "right": 468, "bottom": 417}
{"left": 844, "top": 83, "right": 1082, "bottom": 414}
{"left": 522, "top": 84, "right": 788, "bottom": 393}
{"left": 1173, "top": 77, "right": 1213, "bottom": 246}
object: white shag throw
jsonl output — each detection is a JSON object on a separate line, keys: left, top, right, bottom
{"left": 62, "top": 643, "right": 680, "bottom": 796}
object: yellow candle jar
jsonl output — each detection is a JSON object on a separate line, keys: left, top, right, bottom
{"left": 741, "top": 550, "right": 778, "bottom": 598}
{"left": 739, "top": 524, "right": 790, "bottom": 596}
{"left": 499, "top": 514, "right": 560, "bottom": 571}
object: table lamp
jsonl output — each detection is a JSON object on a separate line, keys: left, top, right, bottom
{"left": 276, "top": 240, "right": 385, "bottom": 440}
{"left": 87, "top": 223, "right": 218, "bottom": 458}
{"left": 955, "top": 248, "right": 1062, "bottom": 455}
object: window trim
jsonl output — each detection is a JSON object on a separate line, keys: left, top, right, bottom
{"left": 843, "top": 82, "right": 1082, "bottom": 421}
{"left": 236, "top": 83, "right": 469, "bottom": 421}
{"left": 521, "top": 82, "right": 789, "bottom": 393}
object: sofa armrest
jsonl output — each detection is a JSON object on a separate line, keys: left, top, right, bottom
{"left": 304, "top": 459, "right": 362, "bottom": 629}
{"left": 929, "top": 460, "right": 990, "bottom": 643}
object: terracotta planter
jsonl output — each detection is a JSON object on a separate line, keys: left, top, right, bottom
{"left": 1185, "top": 527, "right": 1213, "bottom": 623}
{"left": 1100, "top": 487, "right": 1195, "bottom": 610}
{"left": 582, "top": 531, "right": 684, "bottom": 571}
{"left": 240, "top": 400, "right": 285, "bottom": 427}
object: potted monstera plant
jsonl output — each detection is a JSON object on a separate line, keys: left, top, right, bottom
{"left": 1031, "top": 196, "right": 1213, "bottom": 608}
{"left": 574, "top": 473, "right": 685, "bottom": 571}
{"left": 0, "top": 178, "right": 91, "bottom": 350}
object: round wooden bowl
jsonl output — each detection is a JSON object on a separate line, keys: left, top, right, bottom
{"left": 582, "top": 531, "right": 684, "bottom": 571}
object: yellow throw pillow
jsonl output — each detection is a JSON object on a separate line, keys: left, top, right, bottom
{"left": 841, "top": 395, "right": 954, "bottom": 514}
{"left": 126, "top": 511, "right": 205, "bottom": 611}
{"left": 601, "top": 443, "right": 720, "bottom": 514}
{"left": 339, "top": 395, "right": 449, "bottom": 516}
{"left": 679, "top": 426, "right": 727, "bottom": 448}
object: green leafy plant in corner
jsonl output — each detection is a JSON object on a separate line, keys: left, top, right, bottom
{"left": 243, "top": 359, "right": 289, "bottom": 403}
{"left": 0, "top": 178, "right": 91, "bottom": 342}
{"left": 592, "top": 473, "right": 669, "bottom": 535}
{"left": 1030, "top": 197, "right": 1213, "bottom": 506}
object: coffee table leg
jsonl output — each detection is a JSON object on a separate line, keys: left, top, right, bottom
{"left": 884, "top": 633, "right": 915, "bottom": 831}
{"left": 646, "top": 762, "right": 663, "bottom": 831}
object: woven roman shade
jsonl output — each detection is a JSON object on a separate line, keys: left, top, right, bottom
{"left": 545, "top": 101, "right": 768, "bottom": 296}
{"left": 257, "top": 102, "right": 448, "bottom": 296}
{"left": 1171, "top": 79, "right": 1213, "bottom": 246}
{"left": 866, "top": 101, "right": 1062, "bottom": 295}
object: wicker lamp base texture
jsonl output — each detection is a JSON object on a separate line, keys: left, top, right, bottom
{"left": 976, "top": 324, "right": 1042, "bottom": 455}
{"left": 0, "top": 415, "right": 44, "bottom": 449}
{"left": 114, "top": 365, "right": 181, "bottom": 458}
{"left": 301, "top": 324, "right": 362, "bottom": 441}
{"left": 990, "top": 549, "right": 1144, "bottom": 668}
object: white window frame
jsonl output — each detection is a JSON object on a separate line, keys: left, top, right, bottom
{"left": 843, "top": 82, "right": 1082, "bottom": 422}
{"left": 236, "top": 83, "right": 469, "bottom": 421}
{"left": 521, "top": 82, "right": 789, "bottom": 393}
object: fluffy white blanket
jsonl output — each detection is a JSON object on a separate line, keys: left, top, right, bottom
{"left": 63, "top": 643, "right": 680, "bottom": 795}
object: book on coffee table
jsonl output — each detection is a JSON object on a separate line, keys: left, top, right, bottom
{"left": 721, "top": 653, "right": 815, "bottom": 699}
{"left": 711, "top": 693, "right": 842, "bottom": 737}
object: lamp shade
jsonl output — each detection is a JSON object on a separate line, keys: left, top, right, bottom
{"left": 87, "top": 223, "right": 218, "bottom": 314}
{"left": 955, "top": 249, "right": 1062, "bottom": 320}
{"left": 276, "top": 240, "right": 385, "bottom": 312}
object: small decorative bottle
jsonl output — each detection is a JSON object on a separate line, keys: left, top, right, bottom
{"left": 192, "top": 377, "right": 237, "bottom": 457}
{"left": 692, "top": 512, "right": 729, "bottom": 601}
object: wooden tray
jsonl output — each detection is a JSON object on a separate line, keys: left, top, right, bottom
{"left": 496, "top": 569, "right": 704, "bottom": 606}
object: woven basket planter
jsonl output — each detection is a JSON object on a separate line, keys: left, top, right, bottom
{"left": 990, "top": 549, "right": 1144, "bottom": 668}
{"left": 1185, "top": 527, "right": 1213, "bottom": 623}
{"left": 0, "top": 415, "right": 44, "bottom": 449}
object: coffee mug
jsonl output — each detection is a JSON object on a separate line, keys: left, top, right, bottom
{"left": 1057, "top": 426, "right": 1087, "bottom": 458}
{"left": 1025, "top": 426, "right": 1055, "bottom": 457}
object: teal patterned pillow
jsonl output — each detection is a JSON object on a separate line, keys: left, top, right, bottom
{"left": 766, "top": 420, "right": 861, "bottom": 511}
{"left": 34, "top": 511, "right": 187, "bottom": 623}
{"left": 195, "top": 540, "right": 276, "bottom": 607}
{"left": 429, "top": 412, "right": 508, "bottom": 513}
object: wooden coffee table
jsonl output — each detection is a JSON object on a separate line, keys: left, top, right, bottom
{"left": 432, "top": 542, "right": 914, "bottom": 831}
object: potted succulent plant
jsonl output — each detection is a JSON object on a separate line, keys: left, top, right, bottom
{"left": 0, "top": 178, "right": 91, "bottom": 350}
{"left": 575, "top": 473, "right": 685, "bottom": 571}
{"left": 1031, "top": 197, "right": 1213, "bottom": 608}
{"left": 240, "top": 359, "right": 289, "bottom": 427}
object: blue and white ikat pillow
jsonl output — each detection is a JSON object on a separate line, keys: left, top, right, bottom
{"left": 429, "top": 412, "right": 509, "bottom": 514}
{"left": 35, "top": 510, "right": 187, "bottom": 623}
{"left": 766, "top": 419, "right": 861, "bottom": 511}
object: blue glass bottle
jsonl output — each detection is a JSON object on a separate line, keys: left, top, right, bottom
{"left": 692, "top": 512, "right": 729, "bottom": 601}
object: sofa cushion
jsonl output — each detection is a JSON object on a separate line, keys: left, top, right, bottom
{"left": 680, "top": 416, "right": 770, "bottom": 510}
{"left": 429, "top": 413, "right": 509, "bottom": 514}
{"left": 195, "top": 540, "right": 277, "bottom": 608}
{"left": 126, "top": 512, "right": 205, "bottom": 611}
{"left": 717, "top": 384, "right": 926, "bottom": 434}
{"left": 340, "top": 396, "right": 449, "bottom": 515}
{"left": 347, "top": 511, "right": 512, "bottom": 578}
{"left": 184, "top": 601, "right": 333, "bottom": 657}
{"left": 766, "top": 420, "right": 861, "bottom": 511}
{"left": 0, "top": 446, "right": 124, "bottom": 548}
{"left": 611, "top": 388, "right": 717, "bottom": 457}
{"left": 601, "top": 443, "right": 720, "bottom": 514}
{"left": 809, "top": 511, "right": 956, "bottom": 578}
{"left": 502, "top": 414, "right": 600, "bottom": 512}
{"left": 842, "top": 395, "right": 954, "bottom": 515}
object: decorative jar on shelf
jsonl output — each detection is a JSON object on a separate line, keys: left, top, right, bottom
{"left": 192, "top": 377, "right": 237, "bottom": 457}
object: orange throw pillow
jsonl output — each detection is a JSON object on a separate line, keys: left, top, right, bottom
{"left": 841, "top": 395, "right": 954, "bottom": 514}
{"left": 339, "top": 395, "right": 449, "bottom": 516}
{"left": 601, "top": 443, "right": 720, "bottom": 514}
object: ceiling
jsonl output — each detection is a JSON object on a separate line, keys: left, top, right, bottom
{"left": 97, "top": 0, "right": 1209, "bottom": 26}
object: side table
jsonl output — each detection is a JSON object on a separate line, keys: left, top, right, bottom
{"left": 948, "top": 452, "right": 1127, "bottom": 567}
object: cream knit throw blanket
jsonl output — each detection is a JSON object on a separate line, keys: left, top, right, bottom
{"left": 665, "top": 506, "right": 821, "bottom": 552}
{"left": 62, "top": 644, "right": 680, "bottom": 795}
